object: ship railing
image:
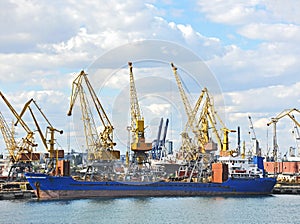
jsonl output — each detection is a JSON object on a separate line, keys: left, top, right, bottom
{"left": 231, "top": 173, "right": 261, "bottom": 179}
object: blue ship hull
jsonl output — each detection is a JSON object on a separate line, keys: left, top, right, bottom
{"left": 25, "top": 173, "right": 276, "bottom": 200}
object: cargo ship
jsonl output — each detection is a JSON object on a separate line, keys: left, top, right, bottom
{"left": 25, "top": 156, "right": 277, "bottom": 200}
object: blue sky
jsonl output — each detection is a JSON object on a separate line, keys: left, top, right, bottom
{"left": 0, "top": 0, "right": 300, "bottom": 159}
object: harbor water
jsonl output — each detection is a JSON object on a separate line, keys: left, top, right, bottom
{"left": 1, "top": 195, "right": 299, "bottom": 224}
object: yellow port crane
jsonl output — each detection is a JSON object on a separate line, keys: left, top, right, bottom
{"left": 0, "top": 91, "right": 39, "bottom": 180}
{"left": 171, "top": 63, "right": 201, "bottom": 158}
{"left": 171, "top": 63, "right": 235, "bottom": 159}
{"left": 0, "top": 111, "right": 18, "bottom": 162}
{"left": 67, "top": 70, "right": 119, "bottom": 162}
{"left": 128, "top": 62, "right": 152, "bottom": 164}
{"left": 192, "top": 86, "right": 236, "bottom": 156}
{"left": 267, "top": 108, "right": 300, "bottom": 161}
{"left": 16, "top": 98, "right": 63, "bottom": 173}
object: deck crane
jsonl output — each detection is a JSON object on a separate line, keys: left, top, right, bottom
{"left": 67, "top": 70, "right": 119, "bottom": 163}
{"left": 128, "top": 62, "right": 152, "bottom": 165}
{"left": 248, "top": 115, "right": 260, "bottom": 156}
{"left": 0, "top": 91, "right": 39, "bottom": 180}
{"left": 267, "top": 108, "right": 300, "bottom": 161}
{"left": 248, "top": 116, "right": 257, "bottom": 141}
{"left": 16, "top": 98, "right": 63, "bottom": 173}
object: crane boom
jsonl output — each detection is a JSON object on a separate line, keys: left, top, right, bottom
{"left": 171, "top": 63, "right": 201, "bottom": 158}
{"left": 0, "top": 91, "right": 37, "bottom": 151}
{"left": 267, "top": 108, "right": 300, "bottom": 126}
{"left": 0, "top": 91, "right": 32, "bottom": 135}
{"left": 171, "top": 63, "right": 195, "bottom": 131}
{"left": 129, "top": 62, "right": 142, "bottom": 123}
{"left": 189, "top": 87, "right": 207, "bottom": 130}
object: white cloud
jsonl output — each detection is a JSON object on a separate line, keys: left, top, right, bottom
{"left": 145, "top": 103, "right": 171, "bottom": 116}
{"left": 192, "top": 1, "right": 300, "bottom": 96}
{"left": 254, "top": 117, "right": 271, "bottom": 129}
{"left": 0, "top": 52, "right": 90, "bottom": 85}
{"left": 263, "top": 1, "right": 300, "bottom": 24}
{"left": 239, "top": 23, "right": 300, "bottom": 41}
{"left": 196, "top": 0, "right": 300, "bottom": 25}
{"left": 224, "top": 82, "right": 300, "bottom": 113}
{"left": 208, "top": 41, "right": 300, "bottom": 91}
{"left": 196, "top": 1, "right": 267, "bottom": 25}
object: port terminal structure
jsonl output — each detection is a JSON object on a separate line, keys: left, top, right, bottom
{"left": 1, "top": 62, "right": 282, "bottom": 199}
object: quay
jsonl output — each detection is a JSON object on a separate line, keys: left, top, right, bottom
{"left": 272, "top": 183, "right": 300, "bottom": 194}
{"left": 0, "top": 182, "right": 35, "bottom": 200}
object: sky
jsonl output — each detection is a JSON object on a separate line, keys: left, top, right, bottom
{"left": 0, "top": 0, "right": 300, "bottom": 159}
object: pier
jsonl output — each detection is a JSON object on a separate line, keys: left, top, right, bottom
{"left": 0, "top": 182, "right": 35, "bottom": 200}
{"left": 272, "top": 183, "right": 300, "bottom": 194}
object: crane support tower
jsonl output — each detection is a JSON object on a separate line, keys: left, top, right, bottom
{"left": 67, "top": 70, "right": 119, "bottom": 162}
